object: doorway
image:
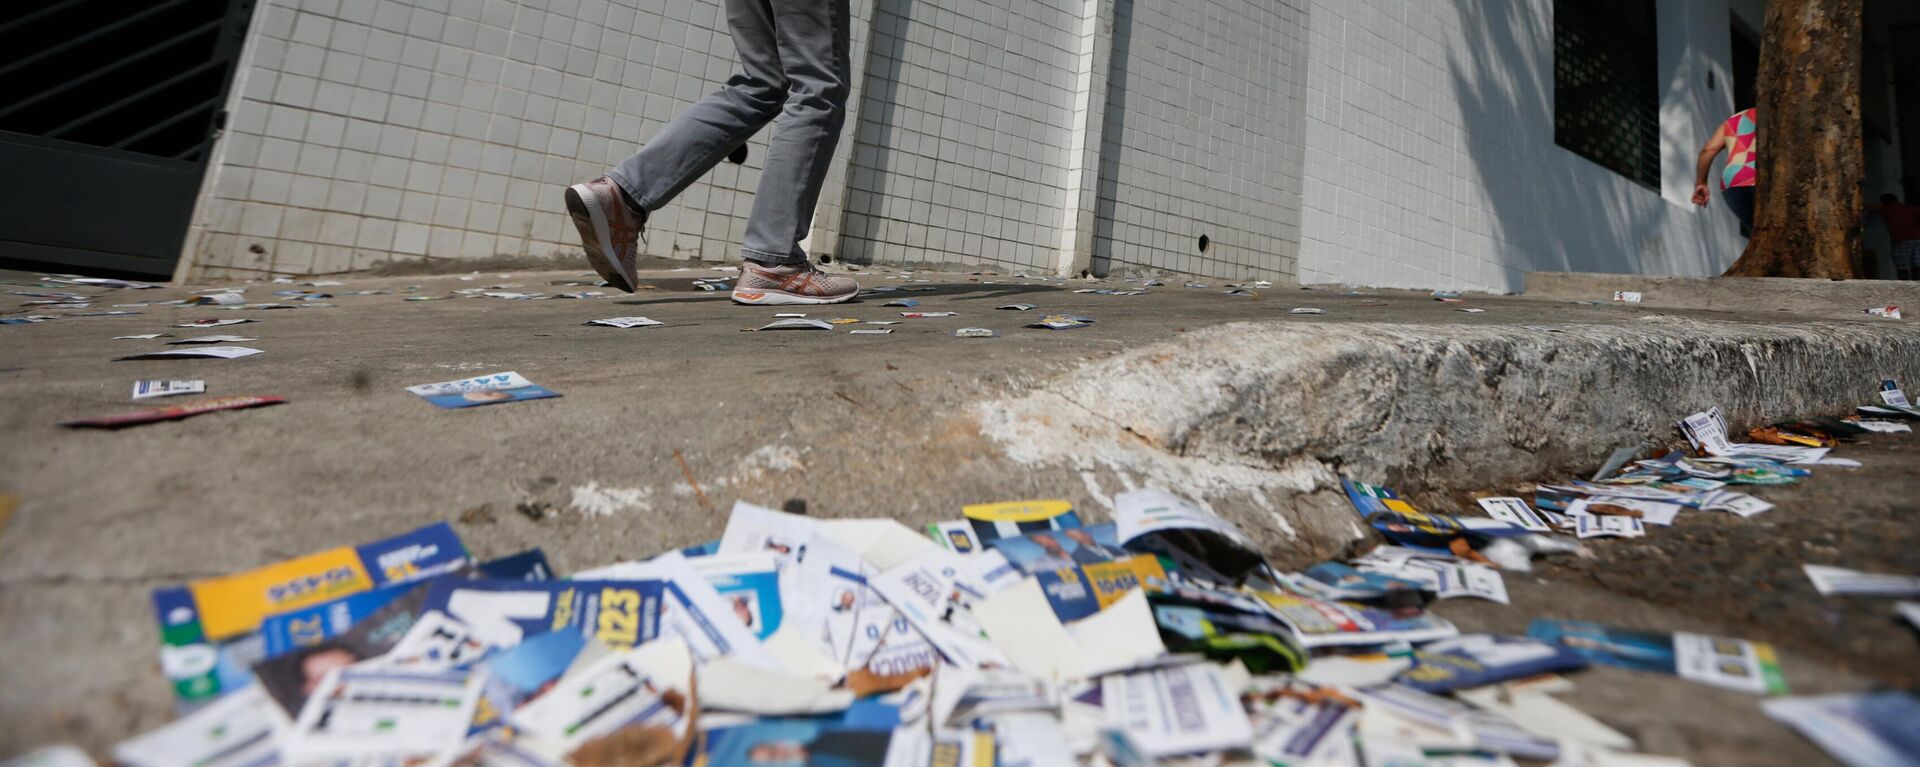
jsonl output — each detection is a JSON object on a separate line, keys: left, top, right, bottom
{"left": 0, "top": 0, "right": 257, "bottom": 279}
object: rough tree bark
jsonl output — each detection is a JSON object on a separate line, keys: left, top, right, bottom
{"left": 1723, "top": 0, "right": 1864, "bottom": 278}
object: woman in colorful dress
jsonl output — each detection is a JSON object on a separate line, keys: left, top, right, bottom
{"left": 1693, "top": 108, "right": 1758, "bottom": 231}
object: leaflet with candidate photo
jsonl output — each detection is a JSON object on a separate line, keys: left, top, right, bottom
{"left": 150, "top": 522, "right": 468, "bottom": 705}
{"left": 1528, "top": 619, "right": 1786, "bottom": 694}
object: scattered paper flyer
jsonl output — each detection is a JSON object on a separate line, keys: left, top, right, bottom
{"left": 175, "top": 318, "right": 255, "bottom": 327}
{"left": 1529, "top": 619, "right": 1786, "bottom": 694}
{"left": 284, "top": 667, "right": 484, "bottom": 763}
{"left": 149, "top": 522, "right": 469, "bottom": 705}
{"left": 1398, "top": 634, "right": 1588, "bottom": 693}
{"left": 758, "top": 318, "right": 834, "bottom": 331}
{"left": 1027, "top": 314, "right": 1094, "bottom": 329}
{"left": 1102, "top": 664, "right": 1253, "bottom": 757}
{"left": 1802, "top": 564, "right": 1920, "bottom": 597}
{"left": 1574, "top": 496, "right": 1682, "bottom": 526}
{"left": 901, "top": 311, "right": 957, "bottom": 318}
{"left": 1289, "top": 307, "right": 1325, "bottom": 315}
{"left": 953, "top": 327, "right": 997, "bottom": 338}
{"left": 1898, "top": 602, "right": 1920, "bottom": 631}
{"left": 114, "top": 346, "right": 263, "bottom": 361}
{"left": 1761, "top": 692, "right": 1920, "bottom": 767}
{"left": 997, "top": 303, "right": 1036, "bottom": 310}
{"left": 114, "top": 333, "right": 169, "bottom": 340}
{"left": 850, "top": 328, "right": 893, "bottom": 335}
{"left": 510, "top": 640, "right": 693, "bottom": 759}
{"left": 883, "top": 299, "right": 920, "bottom": 308}
{"left": 131, "top": 380, "right": 205, "bottom": 400}
{"left": 1613, "top": 291, "right": 1643, "bottom": 303}
{"left": 585, "top": 316, "right": 663, "bottom": 328}
{"left": 58, "top": 276, "right": 159, "bottom": 289}
{"left": 63, "top": 394, "right": 285, "bottom": 429}
{"left": 1476, "top": 497, "right": 1551, "bottom": 532}
{"left": 112, "top": 685, "right": 283, "bottom": 767}
{"left": 1863, "top": 306, "right": 1903, "bottom": 319}
{"left": 168, "top": 334, "right": 256, "bottom": 344}
{"left": 406, "top": 371, "right": 560, "bottom": 409}
{"left": 1575, "top": 514, "right": 1644, "bottom": 539}
{"left": 189, "top": 292, "right": 246, "bottom": 306}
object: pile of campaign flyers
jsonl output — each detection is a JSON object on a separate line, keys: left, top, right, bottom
{"left": 57, "top": 383, "right": 1920, "bottom": 767}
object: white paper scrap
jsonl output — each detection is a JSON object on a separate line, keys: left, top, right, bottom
{"left": 1102, "top": 663, "right": 1253, "bottom": 758}
{"left": 174, "top": 318, "right": 254, "bottom": 328}
{"left": 1457, "top": 687, "right": 1634, "bottom": 751}
{"left": 1702, "top": 492, "right": 1774, "bottom": 518}
{"left": 0, "top": 746, "right": 95, "bottom": 767}
{"left": 113, "top": 334, "right": 168, "bottom": 340}
{"left": 1588, "top": 496, "right": 1683, "bottom": 526}
{"left": 1761, "top": 692, "right": 1920, "bottom": 767}
{"left": 1802, "top": 564, "right": 1920, "bottom": 598}
{"left": 284, "top": 667, "right": 483, "bottom": 763}
{"left": 870, "top": 550, "right": 1010, "bottom": 670}
{"left": 1477, "top": 497, "right": 1552, "bottom": 532}
{"left": 1898, "top": 602, "right": 1920, "bottom": 631}
{"left": 380, "top": 610, "right": 490, "bottom": 670}
{"left": 973, "top": 578, "right": 1085, "bottom": 682}
{"left": 114, "top": 346, "right": 263, "bottom": 361}
{"left": 1112, "top": 487, "right": 1255, "bottom": 549}
{"left": 758, "top": 318, "right": 834, "bottom": 331}
{"left": 585, "top": 316, "right": 664, "bottom": 328}
{"left": 1574, "top": 513, "right": 1645, "bottom": 539}
{"left": 509, "top": 639, "right": 691, "bottom": 759}
{"left": 1069, "top": 588, "right": 1168, "bottom": 678}
{"left": 112, "top": 685, "right": 283, "bottom": 767}
{"left": 699, "top": 656, "right": 855, "bottom": 714}
{"left": 167, "top": 334, "right": 256, "bottom": 344}
{"left": 131, "top": 380, "right": 205, "bottom": 400}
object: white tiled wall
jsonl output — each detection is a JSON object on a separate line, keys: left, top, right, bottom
{"left": 1292, "top": 0, "right": 1749, "bottom": 291}
{"left": 836, "top": 0, "right": 1085, "bottom": 272}
{"left": 184, "top": 0, "right": 1752, "bottom": 290}
{"left": 1092, "top": 0, "right": 1306, "bottom": 280}
{"left": 186, "top": 0, "right": 791, "bottom": 278}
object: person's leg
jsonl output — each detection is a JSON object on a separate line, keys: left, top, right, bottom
{"left": 1896, "top": 241, "right": 1918, "bottom": 280}
{"left": 568, "top": 0, "right": 789, "bottom": 292}
{"left": 727, "top": 0, "right": 859, "bottom": 305}
{"left": 1723, "top": 186, "right": 1755, "bottom": 232}
{"left": 608, "top": 0, "right": 789, "bottom": 211}
{"left": 740, "top": 0, "right": 852, "bottom": 265}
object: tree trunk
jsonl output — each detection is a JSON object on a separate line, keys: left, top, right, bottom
{"left": 1723, "top": 0, "right": 1864, "bottom": 278}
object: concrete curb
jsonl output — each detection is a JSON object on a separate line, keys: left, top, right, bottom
{"left": 1523, "top": 271, "right": 1920, "bottom": 314}
{"left": 978, "top": 316, "right": 1920, "bottom": 559}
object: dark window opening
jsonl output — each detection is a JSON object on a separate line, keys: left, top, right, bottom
{"left": 1554, "top": 0, "right": 1661, "bottom": 190}
{"left": 1197, "top": 234, "right": 1210, "bottom": 254}
{"left": 1731, "top": 17, "right": 1761, "bottom": 112}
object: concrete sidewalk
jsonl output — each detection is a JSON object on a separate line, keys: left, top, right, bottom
{"left": 1, "top": 265, "right": 1917, "bottom": 758}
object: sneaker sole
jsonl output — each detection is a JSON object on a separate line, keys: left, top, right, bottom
{"left": 731, "top": 289, "right": 857, "bottom": 306}
{"left": 564, "top": 184, "right": 635, "bottom": 294}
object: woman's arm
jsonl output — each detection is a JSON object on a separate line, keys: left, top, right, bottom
{"left": 1692, "top": 123, "right": 1729, "bottom": 207}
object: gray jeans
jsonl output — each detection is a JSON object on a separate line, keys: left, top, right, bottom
{"left": 607, "top": 0, "right": 851, "bottom": 265}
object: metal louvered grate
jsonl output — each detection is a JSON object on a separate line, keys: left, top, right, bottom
{"left": 1554, "top": 0, "right": 1661, "bottom": 190}
{"left": 0, "top": 0, "right": 253, "bottom": 162}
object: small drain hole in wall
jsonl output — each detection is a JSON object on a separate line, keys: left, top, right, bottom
{"left": 1197, "top": 234, "right": 1210, "bottom": 254}
{"left": 729, "top": 145, "right": 749, "bottom": 164}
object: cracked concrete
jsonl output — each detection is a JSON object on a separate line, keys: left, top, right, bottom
{"left": 2, "top": 266, "right": 1917, "bottom": 758}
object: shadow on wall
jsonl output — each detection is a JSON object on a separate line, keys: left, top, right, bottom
{"left": 837, "top": 0, "right": 917, "bottom": 267}
{"left": 1090, "top": 0, "right": 1312, "bottom": 281}
{"left": 1087, "top": 0, "right": 1134, "bottom": 278}
{"left": 1448, "top": 0, "right": 1730, "bottom": 287}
